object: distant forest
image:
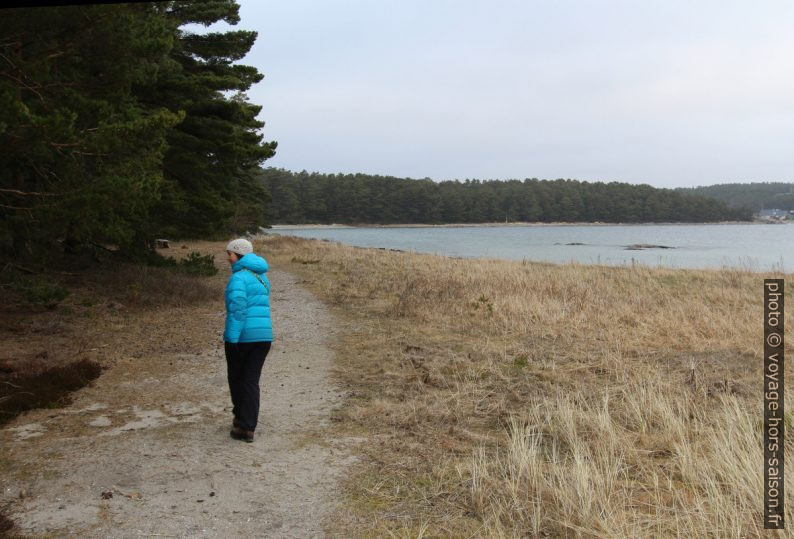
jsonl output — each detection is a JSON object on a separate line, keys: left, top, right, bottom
{"left": 675, "top": 183, "right": 794, "bottom": 212}
{"left": 259, "top": 169, "right": 752, "bottom": 225}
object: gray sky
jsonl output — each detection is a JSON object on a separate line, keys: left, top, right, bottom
{"left": 224, "top": 0, "right": 794, "bottom": 188}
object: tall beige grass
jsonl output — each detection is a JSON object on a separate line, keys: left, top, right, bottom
{"left": 259, "top": 234, "right": 792, "bottom": 537}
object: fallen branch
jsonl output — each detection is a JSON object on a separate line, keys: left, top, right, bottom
{"left": 1, "top": 261, "right": 77, "bottom": 277}
{"left": 0, "top": 188, "right": 62, "bottom": 197}
{"left": 2, "top": 262, "right": 36, "bottom": 274}
{"left": 111, "top": 485, "right": 142, "bottom": 500}
{"left": 0, "top": 203, "right": 36, "bottom": 212}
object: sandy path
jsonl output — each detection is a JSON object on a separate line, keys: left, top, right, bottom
{"left": 1, "top": 266, "right": 356, "bottom": 537}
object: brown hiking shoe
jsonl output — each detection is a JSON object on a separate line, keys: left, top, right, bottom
{"left": 230, "top": 426, "right": 254, "bottom": 443}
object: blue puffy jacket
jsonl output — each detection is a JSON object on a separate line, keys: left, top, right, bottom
{"left": 224, "top": 253, "right": 274, "bottom": 343}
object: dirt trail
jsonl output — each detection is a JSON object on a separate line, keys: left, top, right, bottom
{"left": 1, "top": 262, "right": 357, "bottom": 537}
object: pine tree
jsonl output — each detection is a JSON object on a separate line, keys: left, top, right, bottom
{"left": 0, "top": 3, "right": 182, "bottom": 258}
{"left": 1, "top": 1, "right": 276, "bottom": 260}
{"left": 149, "top": 1, "right": 276, "bottom": 238}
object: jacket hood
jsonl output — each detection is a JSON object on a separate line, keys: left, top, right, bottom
{"left": 232, "top": 252, "right": 269, "bottom": 274}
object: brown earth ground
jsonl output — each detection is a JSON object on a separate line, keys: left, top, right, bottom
{"left": 0, "top": 240, "right": 360, "bottom": 537}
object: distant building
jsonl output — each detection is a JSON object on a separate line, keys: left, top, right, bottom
{"left": 757, "top": 208, "right": 791, "bottom": 220}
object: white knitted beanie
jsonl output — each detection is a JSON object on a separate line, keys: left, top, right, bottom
{"left": 226, "top": 238, "right": 253, "bottom": 256}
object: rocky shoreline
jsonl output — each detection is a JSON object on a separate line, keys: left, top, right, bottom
{"left": 268, "top": 220, "right": 759, "bottom": 230}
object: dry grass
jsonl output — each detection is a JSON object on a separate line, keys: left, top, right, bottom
{"left": 0, "top": 248, "right": 221, "bottom": 424}
{"left": 68, "top": 258, "right": 217, "bottom": 310}
{"left": 258, "top": 233, "right": 793, "bottom": 538}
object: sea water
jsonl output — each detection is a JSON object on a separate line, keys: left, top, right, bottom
{"left": 267, "top": 223, "right": 793, "bottom": 271}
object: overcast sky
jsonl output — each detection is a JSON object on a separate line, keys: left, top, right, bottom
{"left": 223, "top": 0, "right": 794, "bottom": 188}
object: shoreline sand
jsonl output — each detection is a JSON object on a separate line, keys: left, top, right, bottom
{"left": 268, "top": 220, "right": 764, "bottom": 230}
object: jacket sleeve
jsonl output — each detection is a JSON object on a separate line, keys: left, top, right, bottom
{"left": 224, "top": 274, "right": 248, "bottom": 343}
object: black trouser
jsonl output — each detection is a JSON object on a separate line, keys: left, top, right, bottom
{"left": 224, "top": 341, "right": 271, "bottom": 432}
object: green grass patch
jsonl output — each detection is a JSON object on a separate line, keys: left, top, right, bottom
{"left": 6, "top": 274, "right": 69, "bottom": 308}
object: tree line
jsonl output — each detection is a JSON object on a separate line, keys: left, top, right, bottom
{"left": 1, "top": 1, "right": 275, "bottom": 260}
{"left": 259, "top": 168, "right": 752, "bottom": 224}
{"left": 675, "top": 182, "right": 794, "bottom": 212}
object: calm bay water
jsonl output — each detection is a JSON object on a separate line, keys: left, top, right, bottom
{"left": 267, "top": 223, "right": 794, "bottom": 271}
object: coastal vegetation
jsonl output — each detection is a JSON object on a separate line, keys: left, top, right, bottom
{"left": 260, "top": 168, "right": 751, "bottom": 225}
{"left": 262, "top": 233, "right": 792, "bottom": 537}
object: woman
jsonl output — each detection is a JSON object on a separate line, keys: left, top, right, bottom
{"left": 223, "top": 238, "right": 273, "bottom": 443}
